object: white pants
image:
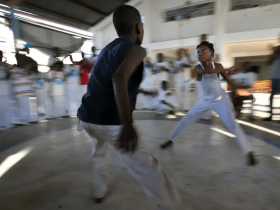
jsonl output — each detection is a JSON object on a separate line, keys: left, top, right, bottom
{"left": 169, "top": 94, "right": 251, "bottom": 155}
{"left": 16, "top": 96, "right": 31, "bottom": 123}
{"left": 51, "top": 96, "right": 66, "bottom": 118}
{"left": 35, "top": 89, "right": 46, "bottom": 115}
{"left": 176, "top": 82, "right": 190, "bottom": 111}
{"left": 80, "top": 121, "right": 181, "bottom": 210}
{"left": 0, "top": 95, "right": 12, "bottom": 128}
{"left": 195, "top": 81, "right": 212, "bottom": 119}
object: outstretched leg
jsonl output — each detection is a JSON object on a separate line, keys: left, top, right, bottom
{"left": 212, "top": 96, "right": 257, "bottom": 165}
{"left": 161, "top": 99, "right": 210, "bottom": 149}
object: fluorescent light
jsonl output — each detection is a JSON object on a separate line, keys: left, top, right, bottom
{"left": 211, "top": 127, "right": 236, "bottom": 138}
{"left": 0, "top": 147, "right": 32, "bottom": 178}
{"left": 29, "top": 97, "right": 36, "bottom": 100}
{"left": 73, "top": 36, "right": 81, "bottom": 39}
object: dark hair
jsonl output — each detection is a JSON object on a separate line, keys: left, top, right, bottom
{"left": 113, "top": 5, "right": 141, "bottom": 37}
{"left": 197, "top": 41, "right": 215, "bottom": 52}
{"left": 200, "top": 34, "right": 207, "bottom": 38}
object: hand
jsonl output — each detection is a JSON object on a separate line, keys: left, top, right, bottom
{"left": 115, "top": 123, "right": 138, "bottom": 153}
{"left": 228, "top": 66, "right": 240, "bottom": 75}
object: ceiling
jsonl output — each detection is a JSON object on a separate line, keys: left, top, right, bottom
{"left": 0, "top": 0, "right": 129, "bottom": 30}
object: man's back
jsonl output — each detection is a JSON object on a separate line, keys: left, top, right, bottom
{"left": 78, "top": 37, "right": 143, "bottom": 125}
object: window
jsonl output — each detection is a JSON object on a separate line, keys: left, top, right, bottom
{"left": 165, "top": 2, "right": 215, "bottom": 22}
{"left": 231, "top": 0, "right": 280, "bottom": 11}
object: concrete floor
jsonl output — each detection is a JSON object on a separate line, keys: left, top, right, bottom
{"left": 0, "top": 113, "right": 280, "bottom": 210}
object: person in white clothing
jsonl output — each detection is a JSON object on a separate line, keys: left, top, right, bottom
{"left": 47, "top": 62, "right": 67, "bottom": 118}
{"left": 0, "top": 51, "right": 13, "bottom": 129}
{"left": 174, "top": 49, "right": 192, "bottom": 111}
{"left": 191, "top": 34, "right": 212, "bottom": 120}
{"left": 156, "top": 53, "right": 170, "bottom": 85}
{"left": 157, "top": 81, "right": 176, "bottom": 115}
{"left": 160, "top": 41, "right": 257, "bottom": 166}
{"left": 138, "top": 57, "right": 156, "bottom": 109}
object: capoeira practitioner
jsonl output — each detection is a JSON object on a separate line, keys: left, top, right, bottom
{"left": 77, "top": 5, "right": 180, "bottom": 210}
{"left": 191, "top": 34, "right": 212, "bottom": 120}
{"left": 160, "top": 41, "right": 257, "bottom": 166}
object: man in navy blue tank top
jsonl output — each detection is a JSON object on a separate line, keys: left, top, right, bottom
{"left": 77, "top": 5, "right": 180, "bottom": 209}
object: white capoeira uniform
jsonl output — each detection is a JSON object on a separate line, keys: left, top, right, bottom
{"left": 174, "top": 63, "right": 192, "bottom": 111}
{"left": 169, "top": 62, "right": 252, "bottom": 155}
{"left": 34, "top": 73, "right": 47, "bottom": 117}
{"left": 156, "top": 88, "right": 177, "bottom": 115}
{"left": 11, "top": 68, "right": 37, "bottom": 123}
{"left": 48, "top": 70, "right": 66, "bottom": 118}
{"left": 192, "top": 50, "right": 212, "bottom": 119}
{"left": 138, "top": 64, "right": 156, "bottom": 109}
{"left": 65, "top": 65, "right": 80, "bottom": 116}
{"left": 0, "top": 63, "right": 12, "bottom": 129}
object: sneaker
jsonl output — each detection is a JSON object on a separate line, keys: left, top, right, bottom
{"left": 160, "top": 140, "right": 173, "bottom": 149}
{"left": 247, "top": 152, "right": 258, "bottom": 166}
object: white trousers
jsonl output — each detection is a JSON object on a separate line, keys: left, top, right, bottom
{"left": 176, "top": 82, "right": 190, "bottom": 111}
{"left": 80, "top": 121, "right": 181, "bottom": 210}
{"left": 169, "top": 94, "right": 251, "bottom": 155}
{"left": 0, "top": 95, "right": 12, "bottom": 128}
{"left": 51, "top": 96, "right": 66, "bottom": 118}
{"left": 195, "top": 81, "right": 212, "bottom": 119}
{"left": 16, "top": 96, "right": 31, "bottom": 123}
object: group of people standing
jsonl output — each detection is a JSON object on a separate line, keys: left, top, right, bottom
{"left": 0, "top": 46, "right": 97, "bottom": 129}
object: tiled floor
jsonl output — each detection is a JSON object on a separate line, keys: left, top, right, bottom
{"left": 0, "top": 113, "right": 280, "bottom": 210}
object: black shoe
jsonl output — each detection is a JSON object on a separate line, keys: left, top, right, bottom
{"left": 94, "top": 197, "right": 105, "bottom": 204}
{"left": 249, "top": 116, "right": 255, "bottom": 122}
{"left": 168, "top": 110, "right": 175, "bottom": 115}
{"left": 263, "top": 117, "right": 272, "bottom": 121}
{"left": 160, "top": 140, "right": 173, "bottom": 149}
{"left": 247, "top": 152, "right": 258, "bottom": 166}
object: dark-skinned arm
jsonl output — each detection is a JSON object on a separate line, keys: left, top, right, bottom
{"left": 220, "top": 72, "right": 237, "bottom": 89}
{"left": 112, "top": 45, "right": 146, "bottom": 152}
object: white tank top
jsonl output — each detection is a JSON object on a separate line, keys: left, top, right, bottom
{"left": 199, "top": 62, "right": 224, "bottom": 101}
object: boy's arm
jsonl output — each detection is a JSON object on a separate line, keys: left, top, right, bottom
{"left": 112, "top": 45, "right": 146, "bottom": 152}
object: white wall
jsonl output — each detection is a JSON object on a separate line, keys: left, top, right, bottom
{"left": 227, "top": 3, "right": 280, "bottom": 33}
